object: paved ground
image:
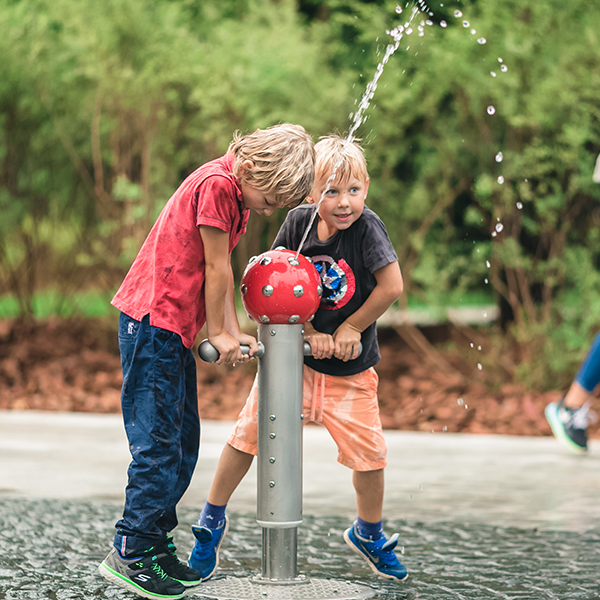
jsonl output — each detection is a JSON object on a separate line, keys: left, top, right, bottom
{"left": 2, "top": 410, "right": 600, "bottom": 600}
{"left": 1, "top": 410, "right": 599, "bottom": 531}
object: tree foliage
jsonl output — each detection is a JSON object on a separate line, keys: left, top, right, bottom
{"left": 1, "top": 0, "right": 599, "bottom": 387}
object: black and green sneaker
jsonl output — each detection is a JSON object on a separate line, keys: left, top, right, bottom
{"left": 98, "top": 547, "right": 186, "bottom": 599}
{"left": 156, "top": 536, "right": 201, "bottom": 587}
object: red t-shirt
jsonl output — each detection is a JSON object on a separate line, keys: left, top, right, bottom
{"left": 111, "top": 154, "right": 249, "bottom": 348}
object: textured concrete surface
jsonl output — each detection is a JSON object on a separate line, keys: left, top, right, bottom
{"left": 2, "top": 410, "right": 600, "bottom": 600}
{"left": 1, "top": 410, "right": 599, "bottom": 531}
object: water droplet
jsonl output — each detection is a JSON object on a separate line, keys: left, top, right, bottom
{"left": 442, "top": 426, "right": 447, "bottom": 432}
{"left": 524, "top": 178, "right": 528, "bottom": 182}
{"left": 477, "top": 345, "right": 482, "bottom": 351}
{"left": 491, "top": 231, "right": 497, "bottom": 237}
{"left": 470, "top": 28, "right": 477, "bottom": 35}
{"left": 495, "top": 151, "right": 503, "bottom": 163}
{"left": 465, "top": 404, "right": 468, "bottom": 409}
{"left": 487, "top": 105, "right": 496, "bottom": 115}
{"left": 406, "top": 27, "right": 413, "bottom": 34}
{"left": 486, "top": 260, "right": 491, "bottom": 268}
{"left": 477, "top": 363, "right": 482, "bottom": 370}
{"left": 497, "top": 175, "right": 505, "bottom": 184}
{"left": 483, "top": 311, "right": 488, "bottom": 317}
{"left": 440, "top": 20, "right": 447, "bottom": 28}
{"left": 477, "top": 37, "right": 487, "bottom": 45}
{"left": 470, "top": 342, "right": 474, "bottom": 348}
{"left": 484, "top": 278, "right": 489, "bottom": 283}
{"left": 396, "top": 4, "right": 403, "bottom": 13}
{"left": 457, "top": 398, "right": 464, "bottom": 405}
{"left": 498, "top": 57, "right": 504, "bottom": 63}
{"left": 491, "top": 71, "right": 497, "bottom": 77}
{"left": 426, "top": 19, "right": 433, "bottom": 26}
{"left": 462, "top": 20, "right": 470, "bottom": 27}
{"left": 516, "top": 201, "right": 523, "bottom": 209}
{"left": 501, "top": 64, "right": 508, "bottom": 72}
{"left": 454, "top": 10, "right": 463, "bottom": 17}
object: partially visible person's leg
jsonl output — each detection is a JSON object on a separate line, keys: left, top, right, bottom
{"left": 570, "top": 332, "right": 600, "bottom": 403}
{"left": 545, "top": 332, "right": 600, "bottom": 453}
{"left": 563, "top": 381, "right": 592, "bottom": 409}
{"left": 353, "top": 469, "right": 384, "bottom": 524}
{"left": 207, "top": 443, "right": 255, "bottom": 507}
{"left": 189, "top": 378, "right": 259, "bottom": 580}
{"left": 99, "top": 314, "right": 193, "bottom": 599}
{"left": 313, "top": 367, "right": 407, "bottom": 581}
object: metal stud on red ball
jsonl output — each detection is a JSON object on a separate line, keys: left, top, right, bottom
{"left": 241, "top": 249, "right": 322, "bottom": 324}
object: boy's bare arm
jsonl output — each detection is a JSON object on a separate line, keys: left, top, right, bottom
{"left": 333, "top": 261, "right": 403, "bottom": 362}
{"left": 199, "top": 225, "right": 245, "bottom": 365}
{"left": 223, "top": 269, "right": 259, "bottom": 358}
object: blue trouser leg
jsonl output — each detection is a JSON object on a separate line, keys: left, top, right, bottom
{"left": 574, "top": 331, "right": 600, "bottom": 393}
{"left": 113, "top": 313, "right": 200, "bottom": 557}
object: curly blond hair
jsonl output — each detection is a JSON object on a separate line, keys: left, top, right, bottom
{"left": 228, "top": 124, "right": 315, "bottom": 208}
{"left": 314, "top": 135, "right": 368, "bottom": 184}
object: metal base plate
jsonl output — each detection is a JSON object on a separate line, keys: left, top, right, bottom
{"left": 190, "top": 576, "right": 376, "bottom": 600}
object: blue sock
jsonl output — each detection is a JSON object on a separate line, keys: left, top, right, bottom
{"left": 199, "top": 501, "right": 227, "bottom": 529}
{"left": 356, "top": 517, "right": 383, "bottom": 541}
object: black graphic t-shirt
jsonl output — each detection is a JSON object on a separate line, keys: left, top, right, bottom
{"left": 271, "top": 205, "right": 398, "bottom": 376}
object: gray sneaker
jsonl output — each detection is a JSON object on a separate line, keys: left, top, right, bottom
{"left": 98, "top": 547, "right": 186, "bottom": 599}
{"left": 545, "top": 398, "right": 595, "bottom": 454}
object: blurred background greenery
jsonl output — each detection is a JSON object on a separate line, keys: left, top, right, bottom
{"left": 0, "top": 0, "right": 599, "bottom": 389}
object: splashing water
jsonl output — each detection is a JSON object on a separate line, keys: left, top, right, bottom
{"left": 487, "top": 105, "right": 496, "bottom": 115}
{"left": 295, "top": 4, "right": 421, "bottom": 258}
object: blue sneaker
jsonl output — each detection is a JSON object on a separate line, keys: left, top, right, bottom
{"left": 343, "top": 521, "right": 408, "bottom": 581}
{"left": 188, "top": 516, "right": 229, "bottom": 581}
{"left": 545, "top": 398, "right": 594, "bottom": 455}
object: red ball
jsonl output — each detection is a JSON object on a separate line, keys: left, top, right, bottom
{"left": 240, "top": 249, "right": 322, "bottom": 324}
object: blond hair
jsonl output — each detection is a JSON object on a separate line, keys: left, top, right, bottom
{"left": 314, "top": 135, "right": 368, "bottom": 184}
{"left": 228, "top": 123, "right": 315, "bottom": 208}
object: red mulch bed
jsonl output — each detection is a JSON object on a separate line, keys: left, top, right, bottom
{"left": 0, "top": 318, "right": 597, "bottom": 438}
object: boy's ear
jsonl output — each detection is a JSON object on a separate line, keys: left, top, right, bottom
{"left": 364, "top": 177, "right": 370, "bottom": 198}
{"left": 305, "top": 195, "right": 316, "bottom": 205}
{"left": 239, "top": 159, "right": 254, "bottom": 177}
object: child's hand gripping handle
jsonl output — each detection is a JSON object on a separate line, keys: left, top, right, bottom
{"left": 197, "top": 339, "right": 361, "bottom": 363}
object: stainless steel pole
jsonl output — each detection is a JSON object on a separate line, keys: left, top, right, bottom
{"left": 256, "top": 322, "right": 304, "bottom": 582}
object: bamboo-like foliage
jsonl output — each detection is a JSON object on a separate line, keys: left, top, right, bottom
{"left": 0, "top": 0, "right": 599, "bottom": 387}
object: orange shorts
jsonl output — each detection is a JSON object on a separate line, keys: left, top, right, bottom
{"left": 228, "top": 365, "right": 387, "bottom": 472}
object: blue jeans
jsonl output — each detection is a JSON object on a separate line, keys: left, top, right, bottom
{"left": 575, "top": 331, "right": 600, "bottom": 393}
{"left": 113, "top": 313, "right": 200, "bottom": 557}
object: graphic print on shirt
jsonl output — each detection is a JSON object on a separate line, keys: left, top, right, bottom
{"left": 311, "top": 255, "right": 356, "bottom": 311}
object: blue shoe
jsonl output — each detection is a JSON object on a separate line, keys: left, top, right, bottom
{"left": 343, "top": 521, "right": 408, "bottom": 581}
{"left": 188, "top": 516, "right": 229, "bottom": 581}
{"left": 545, "top": 398, "right": 594, "bottom": 455}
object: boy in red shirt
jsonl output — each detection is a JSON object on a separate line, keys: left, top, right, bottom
{"left": 98, "top": 124, "right": 314, "bottom": 600}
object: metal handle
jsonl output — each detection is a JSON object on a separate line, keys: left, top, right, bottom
{"left": 197, "top": 338, "right": 362, "bottom": 363}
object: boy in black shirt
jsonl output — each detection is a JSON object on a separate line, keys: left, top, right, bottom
{"left": 189, "top": 135, "right": 407, "bottom": 582}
